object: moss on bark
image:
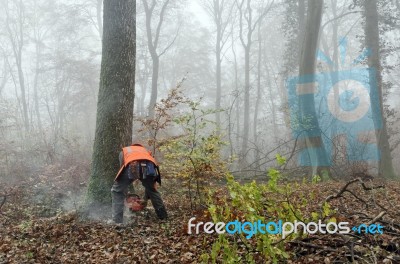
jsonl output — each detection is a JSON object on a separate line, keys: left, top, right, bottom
{"left": 86, "top": 0, "right": 136, "bottom": 205}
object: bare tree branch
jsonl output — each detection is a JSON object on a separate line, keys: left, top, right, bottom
{"left": 158, "top": 22, "right": 180, "bottom": 57}
{"left": 250, "top": 0, "right": 274, "bottom": 33}
{"left": 321, "top": 11, "right": 360, "bottom": 29}
{"left": 154, "top": 0, "right": 171, "bottom": 50}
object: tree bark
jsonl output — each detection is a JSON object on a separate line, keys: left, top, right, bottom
{"left": 281, "top": 0, "right": 306, "bottom": 131}
{"left": 298, "top": 0, "right": 306, "bottom": 49}
{"left": 364, "top": 0, "right": 397, "bottom": 179}
{"left": 143, "top": 0, "right": 172, "bottom": 118}
{"left": 298, "top": 0, "right": 330, "bottom": 176}
{"left": 86, "top": 0, "right": 136, "bottom": 204}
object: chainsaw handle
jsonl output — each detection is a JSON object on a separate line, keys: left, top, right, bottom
{"left": 126, "top": 193, "right": 140, "bottom": 199}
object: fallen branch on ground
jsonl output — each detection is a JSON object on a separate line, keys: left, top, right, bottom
{"left": 324, "top": 178, "right": 385, "bottom": 205}
{"left": 0, "top": 195, "right": 6, "bottom": 211}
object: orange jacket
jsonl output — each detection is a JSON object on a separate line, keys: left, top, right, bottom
{"left": 115, "top": 144, "right": 157, "bottom": 180}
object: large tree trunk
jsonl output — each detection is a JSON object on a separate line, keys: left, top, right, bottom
{"left": 281, "top": 0, "right": 306, "bottom": 132}
{"left": 297, "top": 0, "right": 306, "bottom": 47}
{"left": 86, "top": 0, "right": 136, "bottom": 205}
{"left": 298, "top": 0, "right": 330, "bottom": 176}
{"left": 328, "top": 0, "right": 340, "bottom": 168}
{"left": 364, "top": 0, "right": 397, "bottom": 179}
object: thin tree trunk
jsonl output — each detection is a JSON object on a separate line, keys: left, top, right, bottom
{"left": 16, "top": 48, "right": 29, "bottom": 133}
{"left": 232, "top": 33, "right": 240, "bottom": 156}
{"left": 216, "top": 29, "right": 222, "bottom": 127}
{"left": 253, "top": 23, "right": 262, "bottom": 168}
{"left": 241, "top": 44, "right": 250, "bottom": 159}
{"left": 148, "top": 55, "right": 159, "bottom": 118}
{"left": 0, "top": 59, "right": 8, "bottom": 96}
{"left": 253, "top": 24, "right": 261, "bottom": 147}
{"left": 143, "top": 0, "right": 172, "bottom": 119}
{"left": 201, "top": 0, "right": 234, "bottom": 129}
{"left": 137, "top": 52, "right": 150, "bottom": 116}
{"left": 236, "top": 0, "right": 272, "bottom": 163}
{"left": 97, "top": 0, "right": 103, "bottom": 39}
{"left": 266, "top": 65, "right": 278, "bottom": 139}
{"left": 329, "top": 0, "right": 340, "bottom": 167}
{"left": 33, "top": 39, "right": 43, "bottom": 133}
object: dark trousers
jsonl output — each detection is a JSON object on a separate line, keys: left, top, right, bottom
{"left": 111, "top": 169, "right": 167, "bottom": 223}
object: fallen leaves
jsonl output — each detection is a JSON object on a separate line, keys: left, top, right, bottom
{"left": 0, "top": 197, "right": 212, "bottom": 263}
{"left": 1, "top": 177, "right": 400, "bottom": 263}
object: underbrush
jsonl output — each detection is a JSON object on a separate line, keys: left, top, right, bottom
{"left": 200, "top": 175, "right": 400, "bottom": 263}
{"left": 1, "top": 167, "right": 400, "bottom": 263}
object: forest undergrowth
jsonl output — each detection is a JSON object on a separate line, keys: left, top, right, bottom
{"left": 1, "top": 170, "right": 400, "bottom": 263}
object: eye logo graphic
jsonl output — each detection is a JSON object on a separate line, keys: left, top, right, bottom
{"left": 327, "top": 79, "right": 370, "bottom": 123}
{"left": 286, "top": 38, "right": 382, "bottom": 166}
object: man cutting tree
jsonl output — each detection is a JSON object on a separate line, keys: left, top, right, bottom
{"left": 111, "top": 143, "right": 168, "bottom": 224}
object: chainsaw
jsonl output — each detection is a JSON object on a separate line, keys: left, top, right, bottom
{"left": 125, "top": 194, "right": 145, "bottom": 212}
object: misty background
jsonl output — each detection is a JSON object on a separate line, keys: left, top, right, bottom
{"left": 1, "top": 0, "right": 400, "bottom": 185}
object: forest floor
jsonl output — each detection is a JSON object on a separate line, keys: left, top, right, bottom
{"left": 1, "top": 173, "right": 400, "bottom": 263}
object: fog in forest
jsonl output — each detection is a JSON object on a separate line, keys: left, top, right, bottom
{"left": 1, "top": 0, "right": 399, "bottom": 182}
{"left": 1, "top": 0, "right": 400, "bottom": 262}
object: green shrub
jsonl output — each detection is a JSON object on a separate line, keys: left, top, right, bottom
{"left": 204, "top": 157, "right": 329, "bottom": 263}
